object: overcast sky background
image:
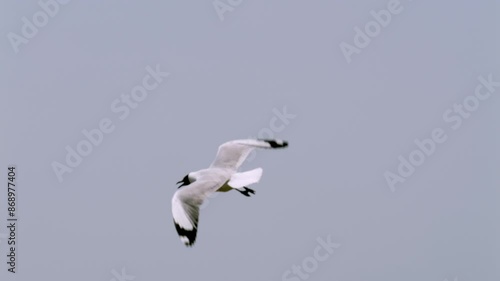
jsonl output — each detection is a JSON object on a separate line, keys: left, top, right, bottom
{"left": 1, "top": 1, "right": 499, "bottom": 281}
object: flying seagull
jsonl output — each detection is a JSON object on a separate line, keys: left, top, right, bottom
{"left": 172, "top": 139, "right": 288, "bottom": 246}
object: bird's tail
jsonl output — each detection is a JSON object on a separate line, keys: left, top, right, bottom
{"left": 228, "top": 168, "right": 263, "bottom": 188}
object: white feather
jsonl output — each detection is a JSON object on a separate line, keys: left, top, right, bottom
{"left": 228, "top": 168, "right": 263, "bottom": 188}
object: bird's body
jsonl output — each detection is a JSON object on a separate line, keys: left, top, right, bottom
{"left": 171, "top": 139, "right": 288, "bottom": 246}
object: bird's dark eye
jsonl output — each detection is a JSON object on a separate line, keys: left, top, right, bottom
{"left": 176, "top": 175, "right": 191, "bottom": 189}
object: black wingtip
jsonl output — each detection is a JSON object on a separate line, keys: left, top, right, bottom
{"left": 174, "top": 220, "right": 197, "bottom": 247}
{"left": 260, "top": 139, "right": 288, "bottom": 148}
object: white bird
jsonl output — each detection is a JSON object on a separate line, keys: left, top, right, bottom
{"left": 171, "top": 139, "right": 288, "bottom": 246}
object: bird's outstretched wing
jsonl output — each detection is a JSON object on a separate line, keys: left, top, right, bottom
{"left": 171, "top": 176, "right": 224, "bottom": 246}
{"left": 210, "top": 139, "right": 288, "bottom": 170}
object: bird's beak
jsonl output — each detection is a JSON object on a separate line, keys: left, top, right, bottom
{"left": 176, "top": 180, "right": 183, "bottom": 185}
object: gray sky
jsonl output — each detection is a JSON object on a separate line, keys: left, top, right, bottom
{"left": 1, "top": 1, "right": 499, "bottom": 281}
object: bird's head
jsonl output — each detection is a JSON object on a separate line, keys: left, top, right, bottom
{"left": 176, "top": 174, "right": 191, "bottom": 189}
